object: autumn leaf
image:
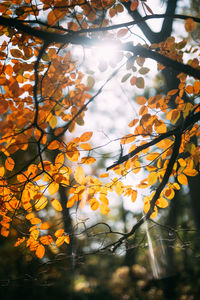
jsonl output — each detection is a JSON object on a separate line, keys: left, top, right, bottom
{"left": 177, "top": 173, "right": 188, "bottom": 185}
{"left": 74, "top": 166, "right": 85, "bottom": 185}
{"left": 185, "top": 18, "right": 196, "bottom": 32}
{"left": 51, "top": 199, "right": 63, "bottom": 211}
{"left": 79, "top": 131, "right": 93, "bottom": 142}
{"left": 89, "top": 198, "right": 99, "bottom": 211}
{"left": 5, "top": 157, "right": 15, "bottom": 171}
{"left": 48, "top": 181, "right": 59, "bottom": 195}
{"left": 130, "top": 0, "right": 138, "bottom": 11}
{"left": 14, "top": 237, "right": 25, "bottom": 247}
{"left": 131, "top": 190, "right": 137, "bottom": 202}
{"left": 36, "top": 244, "right": 45, "bottom": 259}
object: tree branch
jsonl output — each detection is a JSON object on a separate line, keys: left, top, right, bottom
{"left": 107, "top": 110, "right": 200, "bottom": 171}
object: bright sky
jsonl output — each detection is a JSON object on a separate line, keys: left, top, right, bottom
{"left": 71, "top": 0, "right": 189, "bottom": 227}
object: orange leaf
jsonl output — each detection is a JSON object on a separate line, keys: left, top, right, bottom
{"left": 47, "top": 9, "right": 67, "bottom": 26}
{"left": 14, "top": 237, "right": 25, "bottom": 247}
{"left": 5, "top": 157, "right": 15, "bottom": 171}
{"left": 36, "top": 244, "right": 45, "bottom": 259}
{"left": 81, "top": 157, "right": 96, "bottom": 164}
{"left": 80, "top": 131, "right": 93, "bottom": 142}
{"left": 99, "top": 173, "right": 109, "bottom": 178}
{"left": 136, "top": 96, "right": 146, "bottom": 105}
{"left": 55, "top": 153, "right": 65, "bottom": 167}
{"left": 10, "top": 49, "right": 23, "bottom": 58}
{"left": 177, "top": 173, "right": 188, "bottom": 185}
{"left": 130, "top": 75, "right": 137, "bottom": 85}
{"left": 184, "top": 18, "right": 196, "bottom": 32}
{"left": 0, "top": 165, "right": 5, "bottom": 177}
{"left": 40, "top": 235, "right": 53, "bottom": 245}
{"left": 64, "top": 235, "right": 70, "bottom": 244}
{"left": 39, "top": 222, "right": 50, "bottom": 230}
{"left": 48, "top": 140, "right": 60, "bottom": 150}
{"left": 55, "top": 229, "right": 64, "bottom": 237}
{"left": 130, "top": 0, "right": 138, "bottom": 11}
{"left": 80, "top": 143, "right": 92, "bottom": 150}
{"left": 30, "top": 218, "right": 41, "bottom": 225}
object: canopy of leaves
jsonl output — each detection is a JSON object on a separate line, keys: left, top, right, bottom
{"left": 0, "top": 0, "right": 199, "bottom": 263}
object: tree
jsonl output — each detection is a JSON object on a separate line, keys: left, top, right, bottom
{"left": 0, "top": 0, "right": 200, "bottom": 274}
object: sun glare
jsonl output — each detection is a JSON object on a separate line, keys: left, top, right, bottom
{"left": 90, "top": 40, "right": 122, "bottom": 70}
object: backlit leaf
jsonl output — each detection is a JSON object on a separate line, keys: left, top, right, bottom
{"left": 74, "top": 166, "right": 85, "bottom": 185}
{"left": 36, "top": 244, "right": 45, "bottom": 259}
{"left": 80, "top": 131, "right": 93, "bottom": 142}
{"left": 5, "top": 157, "right": 15, "bottom": 171}
{"left": 131, "top": 190, "right": 137, "bottom": 202}
{"left": 52, "top": 199, "right": 63, "bottom": 211}
{"left": 177, "top": 173, "right": 188, "bottom": 185}
{"left": 48, "top": 182, "right": 59, "bottom": 195}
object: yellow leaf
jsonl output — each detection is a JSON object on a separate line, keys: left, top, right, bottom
{"left": 100, "top": 203, "right": 110, "bottom": 215}
{"left": 52, "top": 199, "right": 62, "bottom": 211}
{"left": 89, "top": 198, "right": 99, "bottom": 211}
{"left": 49, "top": 115, "right": 57, "bottom": 129}
{"left": 177, "top": 173, "right": 188, "bottom": 185}
{"left": 147, "top": 172, "right": 158, "bottom": 185}
{"left": 55, "top": 153, "right": 65, "bottom": 167}
{"left": 56, "top": 236, "right": 65, "bottom": 247}
{"left": 30, "top": 229, "right": 39, "bottom": 240}
{"left": 146, "top": 152, "right": 160, "bottom": 161}
{"left": 131, "top": 190, "right": 137, "bottom": 202}
{"left": 121, "top": 134, "right": 136, "bottom": 144}
{"left": 48, "top": 181, "right": 59, "bottom": 195}
{"left": 36, "top": 244, "right": 45, "bottom": 259}
{"left": 35, "top": 196, "right": 48, "bottom": 211}
{"left": 5, "top": 157, "right": 15, "bottom": 171}
{"left": 54, "top": 229, "right": 64, "bottom": 237}
{"left": 74, "top": 166, "right": 85, "bottom": 185}
{"left": 156, "top": 197, "right": 168, "bottom": 208}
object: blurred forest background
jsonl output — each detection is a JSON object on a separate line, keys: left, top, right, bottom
{"left": 1, "top": 0, "right": 200, "bottom": 299}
